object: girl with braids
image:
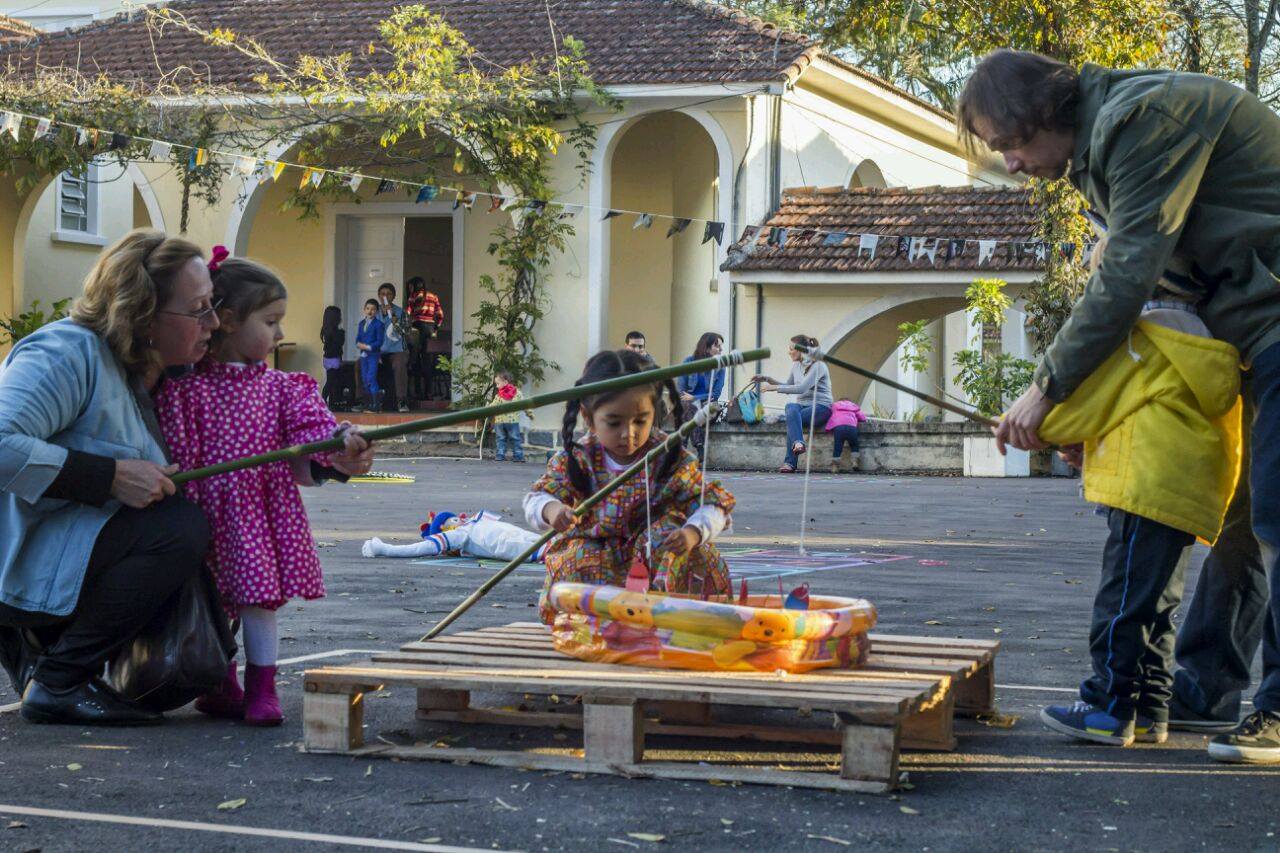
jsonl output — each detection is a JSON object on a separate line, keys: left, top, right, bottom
{"left": 524, "top": 350, "right": 736, "bottom": 624}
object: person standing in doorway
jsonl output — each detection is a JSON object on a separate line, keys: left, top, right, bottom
{"left": 376, "top": 283, "right": 410, "bottom": 413}
{"left": 624, "top": 331, "right": 648, "bottom": 360}
{"left": 355, "top": 299, "right": 383, "bottom": 412}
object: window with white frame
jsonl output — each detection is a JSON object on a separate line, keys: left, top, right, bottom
{"left": 57, "top": 164, "right": 98, "bottom": 235}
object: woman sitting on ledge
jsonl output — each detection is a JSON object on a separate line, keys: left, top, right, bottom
{"left": 753, "top": 334, "right": 833, "bottom": 473}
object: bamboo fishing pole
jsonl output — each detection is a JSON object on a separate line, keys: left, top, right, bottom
{"left": 171, "top": 348, "right": 769, "bottom": 485}
{"left": 420, "top": 402, "right": 716, "bottom": 640}
{"left": 794, "top": 343, "right": 999, "bottom": 429}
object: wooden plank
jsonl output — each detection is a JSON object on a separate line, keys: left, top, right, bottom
{"left": 370, "top": 651, "right": 944, "bottom": 696}
{"left": 304, "top": 664, "right": 910, "bottom": 721}
{"left": 583, "top": 699, "right": 644, "bottom": 764}
{"left": 315, "top": 743, "right": 893, "bottom": 794}
{"left": 417, "top": 705, "right": 955, "bottom": 753}
{"left": 388, "top": 644, "right": 972, "bottom": 678}
{"left": 417, "top": 688, "right": 470, "bottom": 712}
{"left": 646, "top": 700, "right": 713, "bottom": 726}
{"left": 303, "top": 690, "right": 364, "bottom": 752}
{"left": 900, "top": 688, "right": 956, "bottom": 751}
{"left": 838, "top": 714, "right": 900, "bottom": 786}
{"left": 953, "top": 660, "right": 997, "bottom": 715}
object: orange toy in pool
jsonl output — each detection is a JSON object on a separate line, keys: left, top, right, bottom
{"left": 546, "top": 582, "right": 877, "bottom": 673}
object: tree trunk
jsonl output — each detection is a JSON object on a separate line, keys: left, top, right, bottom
{"left": 1176, "top": 0, "right": 1205, "bottom": 73}
{"left": 1245, "top": 0, "right": 1278, "bottom": 95}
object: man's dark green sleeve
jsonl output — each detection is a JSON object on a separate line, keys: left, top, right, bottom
{"left": 1034, "top": 112, "right": 1215, "bottom": 402}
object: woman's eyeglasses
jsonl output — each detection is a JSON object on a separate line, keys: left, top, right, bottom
{"left": 159, "top": 298, "right": 222, "bottom": 326}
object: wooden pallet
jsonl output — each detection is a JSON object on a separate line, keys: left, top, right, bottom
{"left": 303, "top": 622, "right": 999, "bottom": 794}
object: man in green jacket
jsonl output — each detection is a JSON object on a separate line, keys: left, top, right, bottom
{"left": 958, "top": 50, "right": 1280, "bottom": 764}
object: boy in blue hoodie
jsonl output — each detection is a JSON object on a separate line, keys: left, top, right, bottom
{"left": 355, "top": 298, "right": 384, "bottom": 411}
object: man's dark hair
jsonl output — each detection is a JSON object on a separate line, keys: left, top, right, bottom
{"left": 957, "top": 50, "right": 1081, "bottom": 152}
{"left": 625, "top": 330, "right": 645, "bottom": 342}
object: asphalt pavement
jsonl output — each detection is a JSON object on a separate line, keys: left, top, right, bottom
{"left": 1, "top": 457, "right": 1277, "bottom": 851}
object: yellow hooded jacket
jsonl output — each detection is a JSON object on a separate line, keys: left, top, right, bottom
{"left": 1039, "top": 320, "right": 1242, "bottom": 543}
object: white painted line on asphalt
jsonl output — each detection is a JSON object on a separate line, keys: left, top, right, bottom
{"left": 0, "top": 804, "right": 498, "bottom": 851}
{"left": 277, "top": 648, "right": 383, "bottom": 666}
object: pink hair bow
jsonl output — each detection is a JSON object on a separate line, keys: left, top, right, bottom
{"left": 208, "top": 245, "right": 230, "bottom": 273}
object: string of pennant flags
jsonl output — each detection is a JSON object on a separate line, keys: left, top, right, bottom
{"left": 0, "top": 106, "right": 1095, "bottom": 267}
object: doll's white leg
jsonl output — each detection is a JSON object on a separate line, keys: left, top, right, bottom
{"left": 361, "top": 534, "right": 451, "bottom": 558}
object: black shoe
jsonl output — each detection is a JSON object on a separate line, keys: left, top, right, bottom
{"left": 1168, "top": 694, "right": 1239, "bottom": 733}
{"left": 1208, "top": 710, "right": 1280, "bottom": 764}
{"left": 21, "top": 677, "right": 163, "bottom": 727}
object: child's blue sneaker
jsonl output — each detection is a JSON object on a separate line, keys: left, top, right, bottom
{"left": 1040, "top": 701, "right": 1135, "bottom": 746}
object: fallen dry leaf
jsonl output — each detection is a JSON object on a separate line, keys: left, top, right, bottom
{"left": 217, "top": 798, "right": 247, "bottom": 811}
{"left": 626, "top": 832, "right": 666, "bottom": 842}
{"left": 806, "top": 834, "right": 851, "bottom": 846}
{"left": 899, "top": 806, "right": 919, "bottom": 815}
{"left": 924, "top": 620, "right": 943, "bottom": 626}
{"left": 976, "top": 712, "right": 1021, "bottom": 729}
{"left": 364, "top": 765, "right": 373, "bottom": 777}
{"left": 6, "top": 821, "right": 27, "bottom": 829}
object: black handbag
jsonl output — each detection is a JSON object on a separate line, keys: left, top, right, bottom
{"left": 107, "top": 567, "right": 237, "bottom": 712}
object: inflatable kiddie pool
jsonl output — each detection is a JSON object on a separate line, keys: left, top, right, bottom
{"left": 547, "top": 582, "right": 877, "bottom": 673}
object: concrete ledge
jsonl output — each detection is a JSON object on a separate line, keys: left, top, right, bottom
{"left": 366, "top": 418, "right": 1072, "bottom": 477}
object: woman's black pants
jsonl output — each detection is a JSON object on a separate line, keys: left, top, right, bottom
{"left": 0, "top": 497, "right": 208, "bottom": 691}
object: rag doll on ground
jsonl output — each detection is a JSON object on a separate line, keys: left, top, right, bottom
{"left": 362, "top": 511, "right": 547, "bottom": 563}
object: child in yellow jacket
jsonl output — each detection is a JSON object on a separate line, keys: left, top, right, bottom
{"left": 1036, "top": 246, "right": 1242, "bottom": 747}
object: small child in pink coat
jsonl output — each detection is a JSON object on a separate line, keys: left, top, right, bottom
{"left": 155, "top": 253, "right": 368, "bottom": 726}
{"left": 825, "top": 399, "right": 867, "bottom": 472}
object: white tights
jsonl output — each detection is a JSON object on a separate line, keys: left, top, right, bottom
{"left": 240, "top": 606, "right": 279, "bottom": 667}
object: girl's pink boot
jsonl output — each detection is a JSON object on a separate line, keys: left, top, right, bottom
{"left": 243, "top": 663, "right": 283, "bottom": 726}
{"left": 195, "top": 662, "right": 245, "bottom": 719}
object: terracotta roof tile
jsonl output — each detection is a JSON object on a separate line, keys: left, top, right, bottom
{"left": 0, "top": 15, "right": 38, "bottom": 45}
{"left": 723, "top": 184, "right": 1047, "bottom": 274}
{"left": 1, "top": 0, "right": 814, "bottom": 89}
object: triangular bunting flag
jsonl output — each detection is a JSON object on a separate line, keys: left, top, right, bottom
{"left": 1060, "top": 241, "right": 1076, "bottom": 261}
{"left": 1033, "top": 241, "right": 1047, "bottom": 262}
{"left": 633, "top": 213, "right": 653, "bottom": 230}
{"left": 821, "top": 231, "right": 848, "bottom": 247}
{"left": 269, "top": 161, "right": 287, "bottom": 183}
{"left": 453, "top": 191, "right": 476, "bottom": 210}
{"left": 602, "top": 209, "right": 622, "bottom": 221}
{"left": 188, "top": 148, "right": 209, "bottom": 169}
{"left": 910, "top": 237, "right": 940, "bottom": 264}
{"left": 895, "top": 236, "right": 910, "bottom": 257}
{"left": 946, "top": 239, "right": 965, "bottom": 261}
{"left": 558, "top": 203, "right": 582, "bottom": 220}
{"left": 702, "top": 221, "right": 725, "bottom": 245}
{"left": 488, "top": 195, "right": 504, "bottom": 213}
{"left": 375, "top": 178, "right": 396, "bottom": 195}
{"left": 977, "top": 240, "right": 997, "bottom": 266}
{"left": 232, "top": 155, "right": 257, "bottom": 176}
{"left": 299, "top": 167, "right": 318, "bottom": 189}
{"left": 416, "top": 185, "right": 438, "bottom": 203}
{"left": 346, "top": 174, "right": 363, "bottom": 193}
{"left": 524, "top": 199, "right": 547, "bottom": 213}
{"left": 1, "top": 112, "right": 21, "bottom": 141}
{"left": 856, "top": 233, "right": 879, "bottom": 258}
{"left": 33, "top": 118, "right": 51, "bottom": 139}
{"left": 666, "top": 218, "right": 691, "bottom": 238}
{"left": 76, "top": 127, "right": 97, "bottom": 147}
{"left": 108, "top": 132, "right": 131, "bottom": 151}
{"left": 148, "top": 140, "right": 172, "bottom": 161}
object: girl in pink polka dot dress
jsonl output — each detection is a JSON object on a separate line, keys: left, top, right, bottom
{"left": 155, "top": 254, "right": 368, "bottom": 726}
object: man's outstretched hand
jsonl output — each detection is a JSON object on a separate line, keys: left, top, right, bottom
{"left": 994, "top": 383, "right": 1054, "bottom": 455}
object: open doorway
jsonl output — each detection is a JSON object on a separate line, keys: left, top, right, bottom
{"left": 338, "top": 213, "right": 455, "bottom": 410}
